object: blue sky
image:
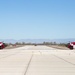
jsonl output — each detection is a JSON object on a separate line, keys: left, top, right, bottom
{"left": 0, "top": 0, "right": 75, "bottom": 39}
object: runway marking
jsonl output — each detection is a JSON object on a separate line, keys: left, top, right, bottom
{"left": 24, "top": 51, "right": 33, "bottom": 75}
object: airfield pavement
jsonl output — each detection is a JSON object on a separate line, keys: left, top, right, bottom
{"left": 0, "top": 46, "right": 75, "bottom": 75}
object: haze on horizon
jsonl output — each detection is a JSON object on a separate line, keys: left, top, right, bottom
{"left": 0, "top": 0, "right": 75, "bottom": 39}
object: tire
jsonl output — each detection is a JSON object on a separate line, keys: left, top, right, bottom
{"left": 69, "top": 46, "right": 73, "bottom": 50}
{"left": 0, "top": 46, "right": 2, "bottom": 49}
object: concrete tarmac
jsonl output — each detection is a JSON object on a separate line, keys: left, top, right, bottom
{"left": 0, "top": 46, "right": 75, "bottom": 75}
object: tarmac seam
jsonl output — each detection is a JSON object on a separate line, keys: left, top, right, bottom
{"left": 53, "top": 54, "right": 75, "bottom": 66}
{"left": 24, "top": 51, "right": 33, "bottom": 75}
{"left": 0, "top": 51, "right": 20, "bottom": 60}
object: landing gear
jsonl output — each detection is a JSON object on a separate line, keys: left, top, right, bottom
{"left": 69, "top": 46, "right": 73, "bottom": 50}
{"left": 0, "top": 46, "right": 2, "bottom": 49}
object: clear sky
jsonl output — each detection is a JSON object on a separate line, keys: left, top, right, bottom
{"left": 0, "top": 0, "right": 75, "bottom": 39}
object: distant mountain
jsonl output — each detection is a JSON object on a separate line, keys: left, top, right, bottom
{"left": 0, "top": 39, "right": 75, "bottom": 44}
{"left": 0, "top": 39, "right": 17, "bottom": 43}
